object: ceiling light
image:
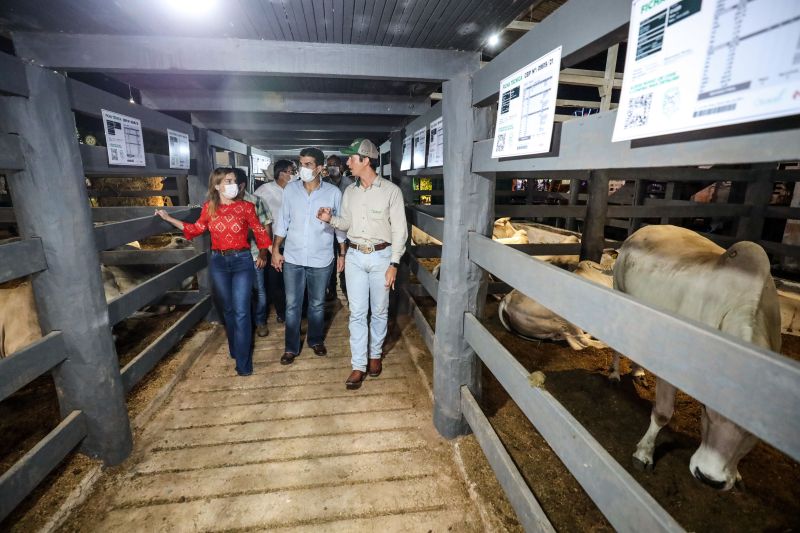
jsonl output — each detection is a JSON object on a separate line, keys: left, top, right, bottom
{"left": 487, "top": 33, "right": 500, "bottom": 48}
{"left": 168, "top": 0, "right": 215, "bottom": 15}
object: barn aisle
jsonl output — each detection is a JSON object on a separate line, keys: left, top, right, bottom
{"left": 66, "top": 297, "right": 482, "bottom": 532}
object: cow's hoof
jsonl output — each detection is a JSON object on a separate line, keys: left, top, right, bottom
{"left": 632, "top": 457, "right": 654, "bottom": 472}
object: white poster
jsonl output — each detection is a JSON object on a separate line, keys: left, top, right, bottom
{"left": 167, "top": 129, "right": 190, "bottom": 170}
{"left": 428, "top": 116, "right": 444, "bottom": 167}
{"left": 400, "top": 134, "right": 413, "bottom": 171}
{"left": 613, "top": 0, "right": 800, "bottom": 142}
{"left": 101, "top": 109, "right": 145, "bottom": 166}
{"left": 412, "top": 127, "right": 427, "bottom": 169}
{"left": 251, "top": 153, "right": 271, "bottom": 177}
{"left": 492, "top": 46, "right": 562, "bottom": 158}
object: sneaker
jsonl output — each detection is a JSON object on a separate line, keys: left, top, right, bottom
{"left": 256, "top": 324, "right": 269, "bottom": 337}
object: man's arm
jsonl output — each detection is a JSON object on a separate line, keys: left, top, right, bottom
{"left": 388, "top": 187, "right": 408, "bottom": 264}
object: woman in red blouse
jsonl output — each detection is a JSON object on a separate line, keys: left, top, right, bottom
{"left": 156, "top": 167, "right": 272, "bottom": 376}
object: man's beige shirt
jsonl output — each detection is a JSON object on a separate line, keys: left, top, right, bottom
{"left": 329, "top": 176, "right": 408, "bottom": 263}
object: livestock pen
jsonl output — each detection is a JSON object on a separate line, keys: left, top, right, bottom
{"left": 1, "top": 0, "right": 799, "bottom": 531}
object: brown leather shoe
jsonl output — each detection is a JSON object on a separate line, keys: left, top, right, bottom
{"left": 256, "top": 324, "right": 269, "bottom": 337}
{"left": 280, "top": 352, "right": 297, "bottom": 365}
{"left": 311, "top": 343, "right": 327, "bottom": 356}
{"left": 367, "top": 358, "right": 382, "bottom": 377}
{"left": 345, "top": 370, "right": 366, "bottom": 390}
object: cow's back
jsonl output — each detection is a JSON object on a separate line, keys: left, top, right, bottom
{"left": 614, "top": 225, "right": 780, "bottom": 351}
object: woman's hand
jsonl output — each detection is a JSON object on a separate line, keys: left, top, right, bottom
{"left": 154, "top": 209, "right": 184, "bottom": 230}
{"left": 256, "top": 249, "right": 268, "bottom": 270}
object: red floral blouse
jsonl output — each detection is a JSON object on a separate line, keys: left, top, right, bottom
{"left": 183, "top": 200, "right": 272, "bottom": 251}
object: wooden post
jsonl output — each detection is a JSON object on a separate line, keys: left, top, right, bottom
{"left": 0, "top": 64, "right": 132, "bottom": 464}
{"left": 189, "top": 128, "right": 214, "bottom": 319}
{"left": 580, "top": 170, "right": 609, "bottom": 262}
{"left": 735, "top": 166, "right": 774, "bottom": 242}
{"left": 176, "top": 175, "right": 189, "bottom": 206}
{"left": 392, "top": 129, "right": 412, "bottom": 315}
{"left": 565, "top": 177, "right": 581, "bottom": 232}
{"left": 628, "top": 179, "right": 648, "bottom": 235}
{"left": 433, "top": 71, "right": 492, "bottom": 438}
{"left": 660, "top": 181, "right": 679, "bottom": 225}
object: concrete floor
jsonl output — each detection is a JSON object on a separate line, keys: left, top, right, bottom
{"left": 71, "top": 300, "right": 483, "bottom": 532}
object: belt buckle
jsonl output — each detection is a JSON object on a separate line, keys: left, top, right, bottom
{"left": 358, "top": 243, "right": 374, "bottom": 254}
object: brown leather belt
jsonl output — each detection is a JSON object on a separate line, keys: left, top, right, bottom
{"left": 211, "top": 248, "right": 249, "bottom": 256}
{"left": 348, "top": 242, "right": 389, "bottom": 254}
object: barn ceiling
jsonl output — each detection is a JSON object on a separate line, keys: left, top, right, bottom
{"left": 0, "top": 0, "right": 554, "bottom": 152}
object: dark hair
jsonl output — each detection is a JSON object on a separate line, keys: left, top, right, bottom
{"left": 356, "top": 154, "right": 378, "bottom": 170}
{"left": 231, "top": 167, "right": 248, "bottom": 186}
{"left": 326, "top": 155, "right": 343, "bottom": 166}
{"left": 274, "top": 159, "right": 294, "bottom": 176}
{"left": 299, "top": 147, "right": 325, "bottom": 166}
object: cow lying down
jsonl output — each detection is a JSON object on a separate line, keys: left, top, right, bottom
{"left": 614, "top": 225, "right": 781, "bottom": 490}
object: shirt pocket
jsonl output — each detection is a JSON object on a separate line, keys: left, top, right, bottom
{"left": 367, "top": 207, "right": 385, "bottom": 220}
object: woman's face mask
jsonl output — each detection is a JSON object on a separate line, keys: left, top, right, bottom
{"left": 299, "top": 166, "right": 316, "bottom": 182}
{"left": 220, "top": 183, "right": 239, "bottom": 199}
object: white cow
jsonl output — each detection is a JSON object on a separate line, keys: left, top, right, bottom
{"left": 614, "top": 225, "right": 781, "bottom": 490}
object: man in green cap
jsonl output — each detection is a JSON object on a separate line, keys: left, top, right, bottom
{"left": 317, "top": 138, "right": 408, "bottom": 390}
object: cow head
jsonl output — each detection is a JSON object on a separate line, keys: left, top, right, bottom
{"left": 689, "top": 406, "right": 757, "bottom": 490}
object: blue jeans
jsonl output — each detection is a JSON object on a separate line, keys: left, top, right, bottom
{"left": 283, "top": 261, "right": 333, "bottom": 355}
{"left": 252, "top": 261, "right": 267, "bottom": 326}
{"left": 210, "top": 250, "right": 255, "bottom": 375}
{"left": 344, "top": 247, "right": 392, "bottom": 371}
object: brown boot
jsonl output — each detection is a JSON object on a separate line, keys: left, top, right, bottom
{"left": 367, "top": 358, "right": 382, "bottom": 377}
{"left": 345, "top": 370, "right": 366, "bottom": 390}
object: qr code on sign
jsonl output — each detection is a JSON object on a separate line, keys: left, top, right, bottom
{"left": 110, "top": 148, "right": 119, "bottom": 161}
{"left": 624, "top": 93, "right": 652, "bottom": 129}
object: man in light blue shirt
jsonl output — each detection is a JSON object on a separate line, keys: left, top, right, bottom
{"left": 271, "top": 147, "right": 346, "bottom": 364}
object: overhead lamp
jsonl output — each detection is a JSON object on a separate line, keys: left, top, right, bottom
{"left": 168, "top": 0, "right": 215, "bottom": 14}
{"left": 128, "top": 84, "right": 135, "bottom": 104}
{"left": 487, "top": 33, "right": 500, "bottom": 48}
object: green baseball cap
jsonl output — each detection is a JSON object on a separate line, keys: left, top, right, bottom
{"left": 341, "top": 138, "right": 379, "bottom": 159}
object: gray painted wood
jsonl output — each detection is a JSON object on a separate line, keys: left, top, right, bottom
{"left": 432, "top": 71, "right": 490, "bottom": 438}
{"left": 565, "top": 178, "right": 582, "bottom": 231}
{"left": 0, "top": 238, "right": 47, "bottom": 284}
{"left": 607, "top": 204, "right": 751, "bottom": 219}
{"left": 461, "top": 387, "right": 556, "bottom": 533}
{"left": 188, "top": 128, "right": 214, "bottom": 318}
{"left": 406, "top": 207, "right": 444, "bottom": 242}
{"left": 404, "top": 289, "right": 435, "bottom": 355}
{"left": 463, "top": 314, "right": 683, "bottom": 533}
{"left": 67, "top": 78, "right": 194, "bottom": 139}
{"left": 0, "top": 64, "right": 132, "bottom": 464}
{"left": 120, "top": 296, "right": 211, "bottom": 392}
{"left": 736, "top": 168, "right": 774, "bottom": 241}
{"left": 81, "top": 144, "right": 193, "bottom": 177}
{"left": 91, "top": 206, "right": 198, "bottom": 222}
{"left": 468, "top": 233, "right": 800, "bottom": 462}
{"left": 87, "top": 189, "right": 180, "bottom": 198}
{"left": 106, "top": 253, "right": 206, "bottom": 325}
{"left": 157, "top": 290, "right": 204, "bottom": 306}
{"left": 0, "top": 134, "right": 24, "bottom": 171}
{"left": 628, "top": 179, "right": 648, "bottom": 235}
{"left": 0, "top": 52, "right": 29, "bottom": 97}
{"left": 0, "top": 411, "right": 87, "bottom": 522}
{"left": 0, "top": 332, "right": 66, "bottom": 403}
{"left": 495, "top": 205, "right": 587, "bottom": 218}
{"left": 473, "top": 112, "right": 800, "bottom": 171}
{"left": 207, "top": 130, "right": 248, "bottom": 155}
{"left": 93, "top": 207, "right": 200, "bottom": 252}
{"left": 99, "top": 249, "right": 197, "bottom": 266}
{"left": 403, "top": 101, "right": 442, "bottom": 138}
{"left": 408, "top": 253, "right": 438, "bottom": 302}
{"left": 14, "top": 33, "right": 479, "bottom": 83}
{"left": 580, "top": 171, "right": 608, "bottom": 262}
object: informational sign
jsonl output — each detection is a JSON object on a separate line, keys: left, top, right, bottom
{"left": 492, "top": 46, "right": 562, "bottom": 158}
{"left": 412, "top": 127, "right": 427, "bottom": 169}
{"left": 167, "top": 129, "right": 190, "bottom": 170}
{"left": 400, "top": 134, "right": 413, "bottom": 171}
{"left": 101, "top": 109, "right": 145, "bottom": 166}
{"left": 428, "top": 117, "right": 444, "bottom": 167}
{"left": 251, "top": 153, "right": 271, "bottom": 177}
{"left": 613, "top": 0, "right": 800, "bottom": 141}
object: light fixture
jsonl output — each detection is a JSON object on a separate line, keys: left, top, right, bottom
{"left": 167, "top": 0, "right": 215, "bottom": 14}
{"left": 128, "top": 84, "right": 135, "bottom": 104}
{"left": 487, "top": 33, "right": 500, "bottom": 48}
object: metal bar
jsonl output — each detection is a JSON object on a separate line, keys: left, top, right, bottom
{"left": 468, "top": 233, "right": 800, "bottom": 461}
{"left": 120, "top": 295, "right": 212, "bottom": 393}
{"left": 0, "top": 134, "right": 24, "bottom": 171}
{"left": 206, "top": 130, "right": 248, "bottom": 155}
{"left": 99, "top": 249, "right": 197, "bottom": 266}
{"left": 404, "top": 288, "right": 435, "bottom": 354}
{"left": 409, "top": 253, "right": 439, "bottom": 301}
{"left": 461, "top": 387, "right": 556, "bottom": 533}
{"left": 67, "top": 78, "right": 194, "bottom": 140}
{"left": 15, "top": 33, "right": 480, "bottom": 83}
{"left": 472, "top": 112, "right": 800, "bottom": 171}
{"left": 0, "top": 238, "right": 47, "bottom": 284}
{"left": 87, "top": 189, "right": 181, "bottom": 198}
{"left": 0, "top": 410, "right": 87, "bottom": 522}
{"left": 91, "top": 206, "right": 197, "bottom": 223}
{"left": 407, "top": 207, "right": 445, "bottom": 242}
{"left": 473, "top": 0, "right": 631, "bottom": 105}
{"left": 0, "top": 52, "right": 29, "bottom": 97}
{"left": 0, "top": 332, "right": 66, "bottom": 403}
{"left": 93, "top": 207, "right": 200, "bottom": 252}
{"left": 463, "top": 314, "right": 682, "bottom": 532}
{"left": 80, "top": 144, "right": 194, "bottom": 177}
{"left": 106, "top": 253, "right": 207, "bottom": 325}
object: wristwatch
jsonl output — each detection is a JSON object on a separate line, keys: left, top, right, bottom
{"left": 390, "top": 262, "right": 400, "bottom": 268}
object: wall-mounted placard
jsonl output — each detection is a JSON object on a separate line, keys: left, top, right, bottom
{"left": 428, "top": 117, "right": 444, "bottom": 167}
{"left": 412, "top": 127, "right": 427, "bottom": 169}
{"left": 102, "top": 109, "right": 145, "bottom": 166}
{"left": 400, "top": 134, "right": 413, "bottom": 171}
{"left": 168, "top": 128, "right": 190, "bottom": 169}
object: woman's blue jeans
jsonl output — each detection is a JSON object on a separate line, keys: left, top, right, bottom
{"left": 210, "top": 250, "right": 255, "bottom": 375}
{"left": 252, "top": 261, "right": 267, "bottom": 326}
{"left": 283, "top": 261, "right": 332, "bottom": 355}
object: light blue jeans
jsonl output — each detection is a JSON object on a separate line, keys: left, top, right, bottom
{"left": 345, "top": 246, "right": 392, "bottom": 371}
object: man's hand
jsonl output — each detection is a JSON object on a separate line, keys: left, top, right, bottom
{"left": 337, "top": 255, "right": 345, "bottom": 273}
{"left": 271, "top": 248, "right": 285, "bottom": 272}
{"left": 316, "top": 207, "right": 332, "bottom": 223}
{"left": 385, "top": 264, "right": 397, "bottom": 290}
{"left": 256, "top": 249, "right": 268, "bottom": 270}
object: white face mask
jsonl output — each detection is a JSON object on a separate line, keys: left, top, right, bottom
{"left": 299, "top": 166, "right": 316, "bottom": 182}
{"left": 220, "top": 183, "right": 239, "bottom": 199}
